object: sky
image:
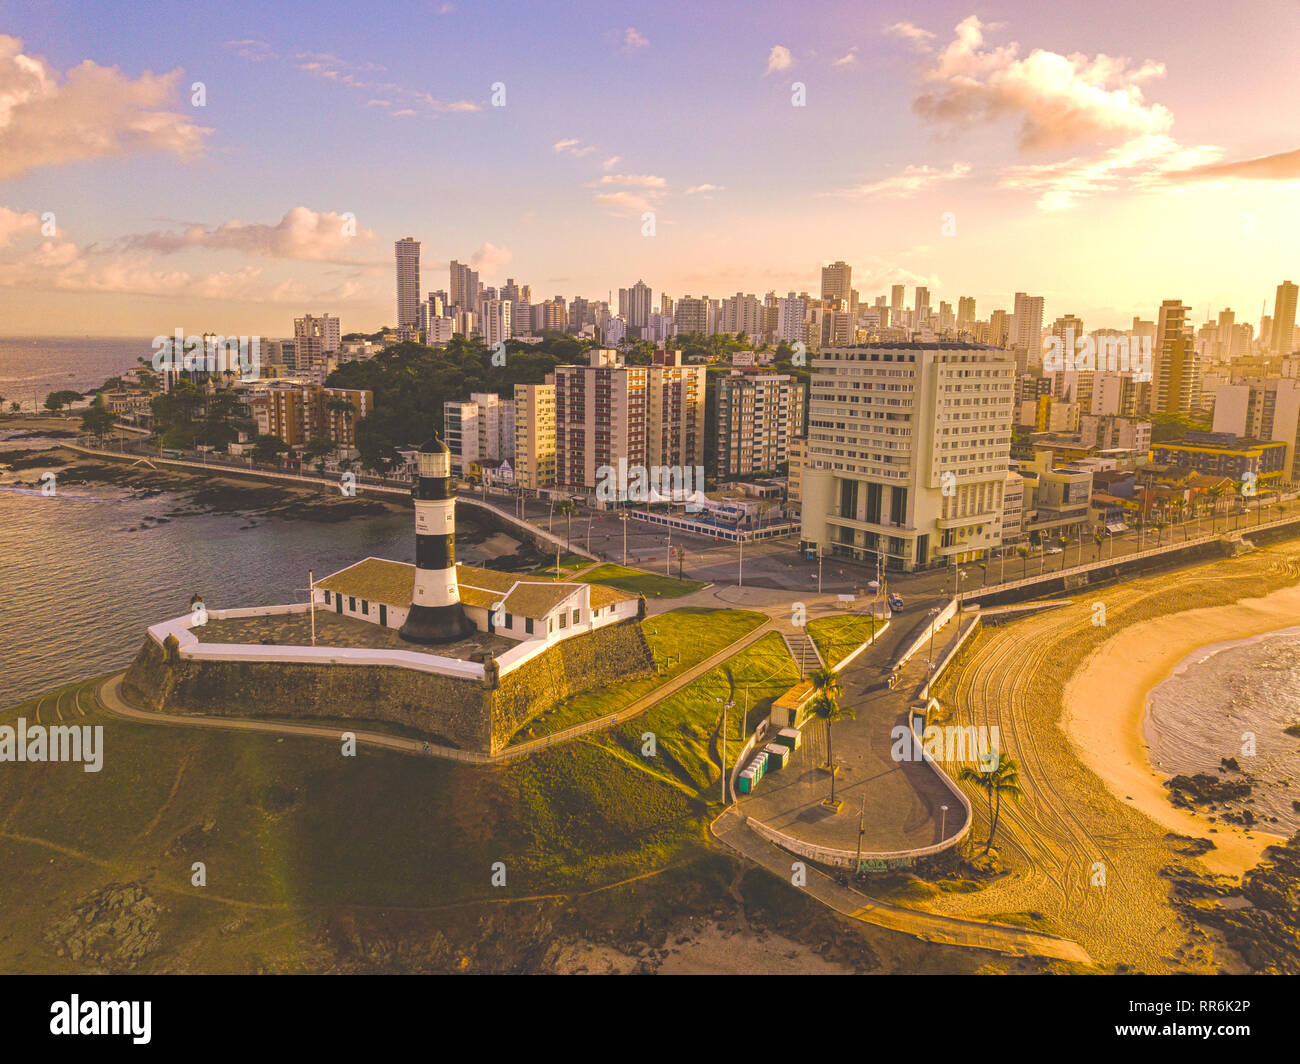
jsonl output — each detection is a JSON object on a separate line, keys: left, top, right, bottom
{"left": 1, "top": 0, "right": 1298, "bottom": 337}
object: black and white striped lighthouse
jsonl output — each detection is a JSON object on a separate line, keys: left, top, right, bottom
{"left": 398, "top": 433, "right": 473, "bottom": 644}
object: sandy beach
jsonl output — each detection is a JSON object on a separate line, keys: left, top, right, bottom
{"left": 1062, "top": 585, "right": 1300, "bottom": 877}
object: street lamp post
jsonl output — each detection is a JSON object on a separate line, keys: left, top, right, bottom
{"left": 924, "top": 606, "right": 941, "bottom": 700}
{"left": 940, "top": 804, "right": 949, "bottom": 840}
{"left": 621, "top": 510, "right": 628, "bottom": 565}
{"left": 716, "top": 697, "right": 735, "bottom": 805}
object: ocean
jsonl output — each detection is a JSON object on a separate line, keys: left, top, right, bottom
{"left": 1145, "top": 629, "right": 1300, "bottom": 834}
{"left": 0, "top": 336, "right": 155, "bottom": 411}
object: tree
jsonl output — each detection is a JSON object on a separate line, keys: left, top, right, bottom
{"left": 1057, "top": 535, "right": 1072, "bottom": 570}
{"left": 807, "top": 667, "right": 853, "bottom": 808}
{"left": 304, "top": 436, "right": 336, "bottom": 472}
{"left": 959, "top": 754, "right": 1022, "bottom": 854}
{"left": 1018, "top": 545, "right": 1031, "bottom": 579}
{"left": 43, "top": 389, "right": 81, "bottom": 413}
{"left": 252, "top": 434, "right": 290, "bottom": 465}
{"left": 8, "top": 402, "right": 19, "bottom": 413}
{"left": 80, "top": 402, "right": 117, "bottom": 444}
{"left": 556, "top": 499, "right": 577, "bottom": 553}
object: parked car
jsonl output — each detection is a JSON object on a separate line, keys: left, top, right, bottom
{"left": 888, "top": 593, "right": 904, "bottom": 612}
{"left": 1046, "top": 547, "right": 1063, "bottom": 555}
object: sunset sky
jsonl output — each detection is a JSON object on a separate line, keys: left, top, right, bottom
{"left": 1, "top": 0, "right": 1298, "bottom": 337}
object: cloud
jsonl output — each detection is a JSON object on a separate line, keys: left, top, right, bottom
{"left": 765, "top": 45, "right": 793, "bottom": 75}
{"left": 1161, "top": 146, "right": 1300, "bottom": 185}
{"left": 832, "top": 47, "right": 859, "bottom": 67}
{"left": 0, "top": 206, "right": 40, "bottom": 246}
{"left": 602, "top": 155, "right": 621, "bottom": 169}
{"left": 437, "top": 3, "right": 455, "bottom": 13}
{"left": 224, "top": 39, "right": 277, "bottom": 61}
{"left": 0, "top": 34, "right": 210, "bottom": 180}
{"left": 119, "top": 207, "right": 377, "bottom": 263}
{"left": 684, "top": 184, "right": 725, "bottom": 195}
{"left": 622, "top": 28, "right": 650, "bottom": 53}
{"left": 0, "top": 237, "right": 313, "bottom": 303}
{"left": 885, "top": 22, "right": 936, "bottom": 49}
{"left": 907, "top": 16, "right": 1172, "bottom": 151}
{"left": 590, "top": 173, "right": 666, "bottom": 189}
{"left": 999, "top": 134, "right": 1220, "bottom": 210}
{"left": 830, "top": 162, "right": 971, "bottom": 198}
{"left": 469, "top": 241, "right": 513, "bottom": 275}
{"left": 594, "top": 191, "right": 654, "bottom": 214}
{"left": 292, "top": 50, "right": 479, "bottom": 115}
{"left": 553, "top": 137, "right": 596, "bottom": 157}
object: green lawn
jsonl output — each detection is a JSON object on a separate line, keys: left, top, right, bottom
{"left": 807, "top": 614, "right": 880, "bottom": 668}
{"left": 578, "top": 563, "right": 707, "bottom": 599}
{"left": 0, "top": 678, "right": 711, "bottom": 972}
{"left": 528, "top": 553, "right": 591, "bottom": 579}
{"left": 511, "top": 608, "right": 766, "bottom": 742}
{"left": 599, "top": 630, "right": 801, "bottom": 796}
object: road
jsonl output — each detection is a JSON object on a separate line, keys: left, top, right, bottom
{"left": 710, "top": 808, "right": 1092, "bottom": 964}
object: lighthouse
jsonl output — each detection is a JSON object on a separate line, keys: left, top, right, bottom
{"left": 398, "top": 433, "right": 473, "bottom": 644}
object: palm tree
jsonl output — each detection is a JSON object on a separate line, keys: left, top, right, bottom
{"left": 1093, "top": 528, "right": 1105, "bottom": 561}
{"left": 807, "top": 667, "right": 853, "bottom": 808}
{"left": 1208, "top": 483, "right": 1227, "bottom": 532}
{"left": 1057, "top": 535, "right": 1072, "bottom": 570}
{"left": 959, "top": 754, "right": 1023, "bottom": 854}
{"left": 978, "top": 562, "right": 988, "bottom": 587}
{"left": 1018, "top": 545, "right": 1031, "bottom": 579}
{"left": 556, "top": 499, "right": 577, "bottom": 554}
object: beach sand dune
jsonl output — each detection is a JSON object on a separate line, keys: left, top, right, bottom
{"left": 926, "top": 539, "right": 1300, "bottom": 971}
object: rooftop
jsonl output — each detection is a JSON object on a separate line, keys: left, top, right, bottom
{"left": 316, "top": 557, "right": 638, "bottom": 620}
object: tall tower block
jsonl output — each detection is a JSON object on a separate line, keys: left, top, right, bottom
{"left": 398, "top": 434, "right": 473, "bottom": 644}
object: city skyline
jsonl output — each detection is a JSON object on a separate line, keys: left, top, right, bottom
{"left": 0, "top": 0, "right": 1298, "bottom": 336}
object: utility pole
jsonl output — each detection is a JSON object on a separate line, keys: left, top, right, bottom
{"left": 621, "top": 511, "right": 628, "bottom": 565}
{"left": 738, "top": 533, "right": 744, "bottom": 587}
{"left": 855, "top": 794, "right": 866, "bottom": 872}
{"left": 817, "top": 546, "right": 823, "bottom": 594}
{"left": 296, "top": 571, "right": 317, "bottom": 646}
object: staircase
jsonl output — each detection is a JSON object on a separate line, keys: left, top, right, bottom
{"left": 782, "top": 631, "right": 824, "bottom": 677}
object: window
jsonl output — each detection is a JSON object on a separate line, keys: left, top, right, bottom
{"left": 323, "top": 591, "right": 331, "bottom": 606}
{"left": 572, "top": 609, "right": 580, "bottom": 625}
{"left": 525, "top": 617, "right": 534, "bottom": 635}
{"left": 361, "top": 600, "right": 369, "bottom": 616}
{"left": 559, "top": 612, "right": 568, "bottom": 630}
{"left": 505, "top": 612, "right": 513, "bottom": 629}
{"left": 348, "top": 597, "right": 356, "bottom": 612}
{"left": 547, "top": 618, "right": 553, "bottom": 634}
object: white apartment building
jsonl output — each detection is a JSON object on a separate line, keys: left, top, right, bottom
{"left": 1213, "top": 377, "right": 1300, "bottom": 483}
{"left": 479, "top": 299, "right": 513, "bottom": 346}
{"left": 443, "top": 391, "right": 515, "bottom": 474}
{"left": 800, "top": 342, "right": 1016, "bottom": 571}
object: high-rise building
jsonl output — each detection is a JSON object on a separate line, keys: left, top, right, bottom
{"left": 675, "top": 295, "right": 710, "bottom": 336}
{"left": 442, "top": 391, "right": 515, "bottom": 474}
{"left": 553, "top": 348, "right": 705, "bottom": 495}
{"left": 1009, "top": 292, "right": 1045, "bottom": 360}
{"left": 988, "top": 309, "right": 1010, "bottom": 348}
{"left": 513, "top": 382, "right": 556, "bottom": 490}
{"left": 449, "top": 260, "right": 480, "bottom": 311}
{"left": 800, "top": 342, "right": 1015, "bottom": 571}
{"left": 1213, "top": 377, "right": 1300, "bottom": 483}
{"left": 821, "top": 261, "right": 852, "bottom": 305}
{"left": 1152, "top": 300, "right": 1201, "bottom": 414}
{"left": 776, "top": 292, "right": 808, "bottom": 343}
{"left": 719, "top": 292, "right": 764, "bottom": 338}
{"left": 890, "top": 285, "right": 905, "bottom": 327}
{"left": 914, "top": 286, "right": 931, "bottom": 326}
{"left": 394, "top": 238, "right": 421, "bottom": 330}
{"left": 956, "top": 297, "right": 976, "bottom": 333}
{"left": 619, "top": 280, "right": 653, "bottom": 336}
{"left": 479, "top": 299, "right": 513, "bottom": 346}
{"left": 712, "top": 370, "right": 805, "bottom": 477}
{"left": 1271, "top": 281, "right": 1298, "bottom": 354}
{"left": 293, "top": 313, "right": 341, "bottom": 382}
